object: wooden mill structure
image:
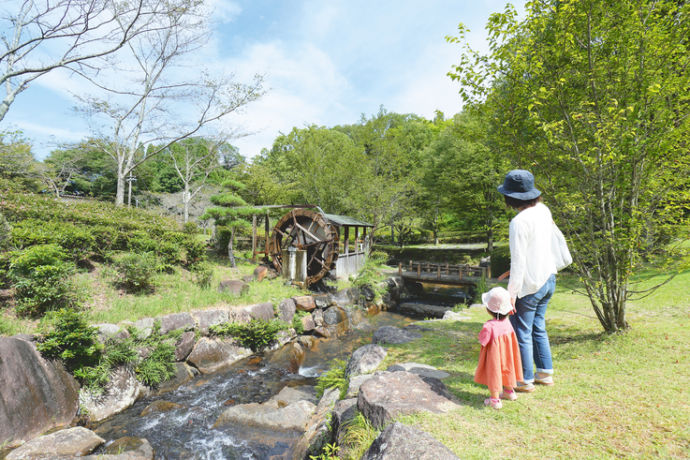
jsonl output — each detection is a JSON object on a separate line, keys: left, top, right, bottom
{"left": 250, "top": 205, "right": 373, "bottom": 286}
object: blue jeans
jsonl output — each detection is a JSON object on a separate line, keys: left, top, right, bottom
{"left": 510, "top": 274, "right": 556, "bottom": 383}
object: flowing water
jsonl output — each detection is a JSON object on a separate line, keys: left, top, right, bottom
{"left": 91, "top": 311, "right": 413, "bottom": 460}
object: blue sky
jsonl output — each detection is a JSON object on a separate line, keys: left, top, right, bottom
{"left": 2, "top": 0, "right": 521, "bottom": 161}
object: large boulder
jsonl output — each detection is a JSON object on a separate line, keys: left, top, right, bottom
{"left": 397, "top": 302, "right": 450, "bottom": 318}
{"left": 186, "top": 337, "right": 252, "bottom": 374}
{"left": 191, "top": 309, "right": 229, "bottom": 333}
{"left": 253, "top": 265, "right": 269, "bottom": 282}
{"left": 329, "top": 288, "right": 360, "bottom": 307}
{"left": 80, "top": 366, "right": 144, "bottom": 422}
{"left": 158, "top": 313, "right": 194, "bottom": 335}
{"left": 332, "top": 398, "right": 358, "bottom": 446}
{"left": 293, "top": 295, "right": 316, "bottom": 312}
{"left": 243, "top": 302, "right": 275, "bottom": 321}
{"left": 214, "top": 397, "right": 316, "bottom": 431}
{"left": 386, "top": 362, "right": 450, "bottom": 380}
{"left": 357, "top": 371, "right": 459, "bottom": 427}
{"left": 372, "top": 326, "right": 422, "bottom": 345}
{"left": 323, "top": 306, "right": 347, "bottom": 325}
{"left": 0, "top": 337, "right": 79, "bottom": 446}
{"left": 346, "top": 344, "right": 387, "bottom": 377}
{"left": 6, "top": 427, "right": 104, "bottom": 460}
{"left": 83, "top": 436, "right": 154, "bottom": 460}
{"left": 218, "top": 279, "right": 249, "bottom": 296}
{"left": 277, "top": 298, "right": 296, "bottom": 323}
{"left": 174, "top": 331, "right": 196, "bottom": 361}
{"left": 291, "top": 387, "right": 340, "bottom": 460}
{"left": 154, "top": 362, "right": 198, "bottom": 395}
{"left": 132, "top": 318, "right": 154, "bottom": 339}
{"left": 361, "top": 422, "right": 459, "bottom": 460}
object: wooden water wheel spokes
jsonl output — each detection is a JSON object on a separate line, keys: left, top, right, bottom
{"left": 269, "top": 208, "right": 339, "bottom": 285}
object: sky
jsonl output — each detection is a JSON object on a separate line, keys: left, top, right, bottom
{"left": 2, "top": 0, "right": 522, "bottom": 161}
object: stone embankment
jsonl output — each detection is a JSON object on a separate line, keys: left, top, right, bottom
{"left": 0, "top": 274, "right": 404, "bottom": 458}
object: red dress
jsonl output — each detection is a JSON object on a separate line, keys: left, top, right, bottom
{"left": 474, "top": 319, "right": 523, "bottom": 393}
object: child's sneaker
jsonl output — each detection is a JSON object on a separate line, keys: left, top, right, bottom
{"left": 484, "top": 398, "right": 502, "bottom": 409}
{"left": 515, "top": 381, "right": 535, "bottom": 392}
{"left": 500, "top": 389, "right": 517, "bottom": 401}
{"left": 535, "top": 372, "right": 554, "bottom": 386}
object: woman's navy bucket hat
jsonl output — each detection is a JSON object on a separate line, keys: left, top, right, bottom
{"left": 497, "top": 169, "right": 542, "bottom": 200}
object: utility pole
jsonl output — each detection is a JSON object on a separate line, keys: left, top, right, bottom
{"left": 126, "top": 173, "right": 137, "bottom": 207}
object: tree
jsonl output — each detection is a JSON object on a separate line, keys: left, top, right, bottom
{"left": 79, "top": 1, "right": 263, "bottom": 206}
{"left": 0, "top": 0, "right": 183, "bottom": 122}
{"left": 38, "top": 149, "right": 83, "bottom": 197}
{"left": 422, "top": 110, "right": 508, "bottom": 251}
{"left": 260, "top": 126, "right": 370, "bottom": 215}
{"left": 166, "top": 137, "right": 225, "bottom": 223}
{"left": 202, "top": 179, "right": 259, "bottom": 267}
{"left": 0, "top": 130, "right": 39, "bottom": 191}
{"left": 448, "top": 0, "right": 690, "bottom": 332}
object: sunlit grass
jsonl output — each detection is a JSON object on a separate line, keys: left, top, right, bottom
{"left": 377, "top": 269, "right": 690, "bottom": 459}
{"left": 1, "top": 258, "right": 306, "bottom": 333}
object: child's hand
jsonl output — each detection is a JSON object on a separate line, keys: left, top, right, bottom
{"left": 497, "top": 270, "right": 510, "bottom": 281}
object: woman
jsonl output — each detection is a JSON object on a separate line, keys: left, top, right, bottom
{"left": 497, "top": 169, "right": 557, "bottom": 392}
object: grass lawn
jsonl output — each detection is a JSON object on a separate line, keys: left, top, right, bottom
{"left": 0, "top": 257, "right": 306, "bottom": 335}
{"left": 378, "top": 268, "right": 690, "bottom": 459}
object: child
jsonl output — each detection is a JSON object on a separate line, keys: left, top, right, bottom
{"left": 474, "top": 287, "right": 524, "bottom": 409}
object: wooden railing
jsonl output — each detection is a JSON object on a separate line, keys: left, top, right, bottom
{"left": 398, "top": 260, "right": 489, "bottom": 285}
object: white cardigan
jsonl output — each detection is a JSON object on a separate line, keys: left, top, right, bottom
{"left": 507, "top": 202, "right": 558, "bottom": 300}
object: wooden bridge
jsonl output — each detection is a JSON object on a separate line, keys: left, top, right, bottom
{"left": 397, "top": 260, "right": 492, "bottom": 287}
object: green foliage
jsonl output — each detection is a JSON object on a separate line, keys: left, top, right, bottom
{"left": 351, "top": 250, "right": 389, "bottom": 303}
{"left": 292, "top": 310, "right": 309, "bottom": 335}
{"left": 190, "top": 262, "right": 213, "bottom": 289}
{"left": 338, "top": 411, "right": 380, "bottom": 459}
{"left": 134, "top": 342, "right": 176, "bottom": 387}
{"left": 9, "top": 244, "right": 79, "bottom": 316}
{"left": 114, "top": 252, "right": 158, "bottom": 293}
{"left": 209, "top": 319, "right": 286, "bottom": 352}
{"left": 36, "top": 309, "right": 102, "bottom": 373}
{"left": 309, "top": 443, "right": 340, "bottom": 460}
{"left": 473, "top": 274, "right": 488, "bottom": 304}
{"left": 448, "top": 0, "right": 690, "bottom": 331}
{"left": 315, "top": 359, "right": 348, "bottom": 399}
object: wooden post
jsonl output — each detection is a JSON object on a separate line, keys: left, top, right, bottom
{"left": 417, "top": 263, "right": 421, "bottom": 277}
{"left": 363, "top": 227, "right": 368, "bottom": 252}
{"left": 251, "top": 214, "right": 257, "bottom": 262}
{"left": 264, "top": 211, "right": 270, "bottom": 258}
{"left": 354, "top": 226, "right": 360, "bottom": 253}
{"left": 445, "top": 263, "right": 449, "bottom": 275}
{"left": 409, "top": 260, "right": 412, "bottom": 270}
{"left": 344, "top": 226, "right": 350, "bottom": 256}
{"left": 437, "top": 265, "right": 441, "bottom": 280}
{"left": 398, "top": 262, "right": 402, "bottom": 275}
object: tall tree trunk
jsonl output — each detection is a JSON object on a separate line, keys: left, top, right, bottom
{"left": 228, "top": 227, "right": 236, "bottom": 268}
{"left": 183, "top": 186, "right": 190, "bottom": 223}
{"left": 115, "top": 174, "right": 126, "bottom": 206}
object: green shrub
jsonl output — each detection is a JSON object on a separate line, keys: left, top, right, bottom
{"left": 114, "top": 252, "right": 158, "bottom": 293}
{"left": 292, "top": 310, "right": 309, "bottom": 335}
{"left": 10, "top": 244, "right": 79, "bottom": 316}
{"left": 0, "top": 212, "right": 11, "bottom": 250}
{"left": 210, "top": 319, "right": 286, "bottom": 352}
{"left": 135, "top": 341, "right": 176, "bottom": 387}
{"left": 182, "top": 235, "right": 207, "bottom": 266}
{"left": 309, "top": 443, "right": 340, "bottom": 460}
{"left": 37, "top": 308, "right": 102, "bottom": 373}
{"left": 315, "top": 359, "right": 348, "bottom": 399}
{"left": 10, "top": 220, "right": 95, "bottom": 261}
{"left": 190, "top": 262, "right": 213, "bottom": 289}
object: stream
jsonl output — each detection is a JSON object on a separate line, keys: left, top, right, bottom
{"left": 91, "top": 311, "right": 414, "bottom": 459}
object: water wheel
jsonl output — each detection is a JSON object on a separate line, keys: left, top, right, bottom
{"left": 268, "top": 208, "right": 339, "bottom": 285}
